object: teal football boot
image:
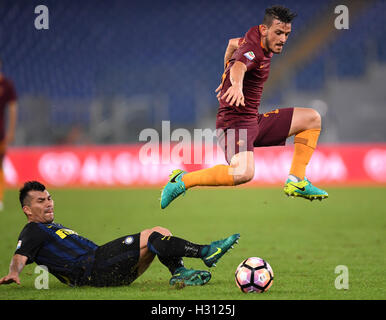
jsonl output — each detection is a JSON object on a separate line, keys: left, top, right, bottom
{"left": 284, "top": 177, "right": 328, "bottom": 201}
{"left": 160, "top": 169, "right": 187, "bottom": 209}
{"left": 169, "top": 267, "right": 211, "bottom": 286}
{"left": 202, "top": 233, "right": 240, "bottom": 267}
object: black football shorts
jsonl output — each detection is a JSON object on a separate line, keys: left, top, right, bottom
{"left": 85, "top": 233, "right": 141, "bottom": 287}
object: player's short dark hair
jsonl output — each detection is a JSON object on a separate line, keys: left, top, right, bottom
{"left": 19, "top": 181, "right": 46, "bottom": 207}
{"left": 263, "top": 5, "right": 297, "bottom": 27}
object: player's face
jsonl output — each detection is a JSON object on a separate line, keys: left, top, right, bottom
{"left": 265, "top": 20, "right": 292, "bottom": 54}
{"left": 23, "top": 190, "right": 54, "bottom": 223}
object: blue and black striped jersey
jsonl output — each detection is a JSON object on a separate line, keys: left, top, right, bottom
{"left": 15, "top": 222, "right": 98, "bottom": 286}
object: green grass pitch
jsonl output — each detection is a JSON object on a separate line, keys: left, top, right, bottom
{"left": 0, "top": 186, "right": 385, "bottom": 300}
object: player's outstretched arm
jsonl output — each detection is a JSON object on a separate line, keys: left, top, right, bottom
{"left": 221, "top": 61, "right": 247, "bottom": 107}
{"left": 215, "top": 38, "right": 242, "bottom": 99}
{"left": 0, "top": 254, "right": 27, "bottom": 285}
{"left": 223, "top": 38, "right": 241, "bottom": 69}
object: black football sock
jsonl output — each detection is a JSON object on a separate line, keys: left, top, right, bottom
{"left": 147, "top": 231, "right": 208, "bottom": 258}
{"left": 157, "top": 256, "right": 184, "bottom": 275}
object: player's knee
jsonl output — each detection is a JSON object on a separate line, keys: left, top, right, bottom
{"left": 230, "top": 152, "right": 255, "bottom": 185}
{"left": 147, "top": 230, "right": 172, "bottom": 257}
{"left": 140, "top": 229, "right": 154, "bottom": 246}
{"left": 141, "top": 227, "right": 172, "bottom": 252}
{"left": 151, "top": 226, "right": 172, "bottom": 237}
{"left": 241, "top": 170, "right": 255, "bottom": 184}
{"left": 308, "top": 109, "right": 321, "bottom": 129}
{"left": 140, "top": 227, "right": 169, "bottom": 244}
{"left": 234, "top": 166, "right": 255, "bottom": 185}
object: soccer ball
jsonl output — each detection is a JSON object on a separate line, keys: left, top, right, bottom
{"left": 235, "top": 257, "right": 274, "bottom": 293}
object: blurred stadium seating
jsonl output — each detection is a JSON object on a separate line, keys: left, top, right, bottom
{"left": 294, "top": 0, "right": 386, "bottom": 88}
{"left": 0, "top": 0, "right": 385, "bottom": 145}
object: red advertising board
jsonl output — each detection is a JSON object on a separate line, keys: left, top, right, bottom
{"left": 4, "top": 143, "right": 386, "bottom": 187}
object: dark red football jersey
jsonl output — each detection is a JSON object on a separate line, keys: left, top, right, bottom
{"left": 217, "top": 25, "right": 273, "bottom": 124}
{"left": 0, "top": 76, "right": 17, "bottom": 140}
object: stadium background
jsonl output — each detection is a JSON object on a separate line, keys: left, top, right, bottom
{"left": 0, "top": 0, "right": 385, "bottom": 303}
{"left": 0, "top": 0, "right": 385, "bottom": 187}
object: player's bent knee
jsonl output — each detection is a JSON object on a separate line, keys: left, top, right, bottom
{"left": 291, "top": 108, "right": 322, "bottom": 135}
{"left": 139, "top": 229, "right": 153, "bottom": 247}
{"left": 140, "top": 227, "right": 172, "bottom": 252}
{"left": 151, "top": 226, "right": 172, "bottom": 237}
{"left": 240, "top": 171, "right": 255, "bottom": 184}
{"left": 233, "top": 167, "right": 255, "bottom": 185}
{"left": 309, "top": 109, "right": 321, "bottom": 129}
{"left": 230, "top": 152, "right": 255, "bottom": 185}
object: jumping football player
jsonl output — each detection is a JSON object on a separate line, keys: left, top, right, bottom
{"left": 0, "top": 181, "right": 239, "bottom": 287}
{"left": 161, "top": 5, "right": 328, "bottom": 209}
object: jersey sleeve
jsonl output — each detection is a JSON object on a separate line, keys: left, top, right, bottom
{"left": 15, "top": 223, "right": 47, "bottom": 264}
{"left": 232, "top": 27, "right": 262, "bottom": 71}
{"left": 238, "top": 37, "right": 245, "bottom": 46}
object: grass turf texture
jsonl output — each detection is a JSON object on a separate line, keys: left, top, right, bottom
{"left": 0, "top": 187, "right": 385, "bottom": 300}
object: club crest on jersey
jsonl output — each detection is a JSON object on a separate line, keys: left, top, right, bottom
{"left": 123, "top": 236, "right": 134, "bottom": 245}
{"left": 243, "top": 51, "right": 255, "bottom": 61}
